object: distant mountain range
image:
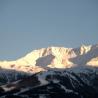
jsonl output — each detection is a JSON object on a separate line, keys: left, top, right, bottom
{"left": 0, "top": 44, "right": 98, "bottom": 72}
{"left": 0, "top": 44, "right": 98, "bottom": 98}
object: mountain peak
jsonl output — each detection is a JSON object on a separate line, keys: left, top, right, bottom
{"left": 0, "top": 44, "right": 98, "bottom": 73}
{"left": 79, "top": 44, "right": 92, "bottom": 55}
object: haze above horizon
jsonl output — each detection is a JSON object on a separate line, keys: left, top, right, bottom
{"left": 0, "top": 0, "right": 98, "bottom": 60}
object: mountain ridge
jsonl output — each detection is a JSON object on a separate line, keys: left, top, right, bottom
{"left": 0, "top": 44, "right": 98, "bottom": 98}
{"left": 0, "top": 44, "right": 98, "bottom": 73}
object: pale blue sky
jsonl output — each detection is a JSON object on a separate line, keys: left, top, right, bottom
{"left": 0, "top": 0, "right": 98, "bottom": 60}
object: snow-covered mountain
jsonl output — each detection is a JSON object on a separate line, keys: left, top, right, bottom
{"left": 0, "top": 44, "right": 98, "bottom": 73}
{"left": 0, "top": 44, "right": 98, "bottom": 98}
{"left": 0, "top": 66, "right": 98, "bottom": 98}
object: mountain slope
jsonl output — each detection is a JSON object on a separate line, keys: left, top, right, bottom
{"left": 0, "top": 66, "right": 98, "bottom": 98}
{"left": 0, "top": 44, "right": 98, "bottom": 72}
{"left": 0, "top": 44, "right": 98, "bottom": 98}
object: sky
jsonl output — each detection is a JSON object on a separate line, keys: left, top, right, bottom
{"left": 0, "top": 0, "right": 98, "bottom": 60}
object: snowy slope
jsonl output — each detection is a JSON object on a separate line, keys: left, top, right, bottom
{"left": 0, "top": 66, "right": 98, "bottom": 98}
{"left": 0, "top": 44, "right": 98, "bottom": 73}
{"left": 0, "top": 44, "right": 98, "bottom": 98}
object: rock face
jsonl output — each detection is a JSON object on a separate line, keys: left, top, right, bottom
{"left": 0, "top": 44, "right": 98, "bottom": 72}
{"left": 0, "top": 67, "right": 98, "bottom": 98}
